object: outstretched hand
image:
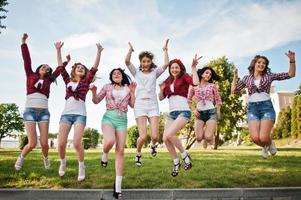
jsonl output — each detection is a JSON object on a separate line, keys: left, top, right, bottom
{"left": 285, "top": 50, "right": 295, "bottom": 62}
{"left": 96, "top": 43, "right": 104, "bottom": 52}
{"left": 54, "top": 41, "right": 64, "bottom": 50}
{"left": 233, "top": 67, "right": 238, "bottom": 78}
{"left": 129, "top": 82, "right": 137, "bottom": 93}
{"left": 89, "top": 84, "right": 97, "bottom": 92}
{"left": 22, "top": 33, "right": 28, "bottom": 43}
{"left": 66, "top": 54, "right": 71, "bottom": 63}
{"left": 191, "top": 54, "right": 202, "bottom": 68}
{"left": 128, "top": 42, "right": 134, "bottom": 52}
{"left": 163, "top": 39, "right": 169, "bottom": 51}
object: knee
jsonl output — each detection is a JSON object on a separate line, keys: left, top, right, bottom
{"left": 115, "top": 148, "right": 124, "bottom": 157}
{"left": 40, "top": 142, "right": 49, "bottom": 150}
{"left": 28, "top": 141, "right": 37, "bottom": 150}
{"left": 152, "top": 134, "right": 158, "bottom": 142}
{"left": 204, "top": 135, "right": 213, "bottom": 142}
{"left": 73, "top": 140, "right": 82, "bottom": 150}
{"left": 163, "top": 134, "right": 171, "bottom": 143}
{"left": 58, "top": 140, "right": 67, "bottom": 149}
{"left": 196, "top": 135, "right": 203, "bottom": 143}
{"left": 251, "top": 134, "right": 260, "bottom": 143}
{"left": 259, "top": 135, "right": 270, "bottom": 145}
{"left": 104, "top": 139, "right": 115, "bottom": 149}
{"left": 139, "top": 134, "right": 147, "bottom": 142}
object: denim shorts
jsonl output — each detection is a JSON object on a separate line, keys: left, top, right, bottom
{"left": 168, "top": 110, "right": 191, "bottom": 121}
{"left": 102, "top": 110, "right": 128, "bottom": 131}
{"left": 23, "top": 108, "right": 50, "bottom": 123}
{"left": 247, "top": 100, "right": 276, "bottom": 123}
{"left": 60, "top": 114, "right": 87, "bottom": 125}
{"left": 196, "top": 108, "right": 217, "bottom": 123}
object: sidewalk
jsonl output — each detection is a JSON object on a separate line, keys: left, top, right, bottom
{"left": 0, "top": 187, "right": 300, "bottom": 200}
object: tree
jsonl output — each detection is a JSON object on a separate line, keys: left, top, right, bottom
{"left": 19, "top": 134, "right": 28, "bottom": 150}
{"left": 291, "top": 96, "right": 298, "bottom": 138}
{"left": 82, "top": 128, "right": 100, "bottom": 149}
{"left": 295, "top": 83, "right": 301, "bottom": 96}
{"left": 273, "top": 106, "right": 292, "bottom": 139}
{"left": 297, "top": 96, "right": 301, "bottom": 139}
{"left": 0, "top": 0, "right": 8, "bottom": 33}
{"left": 127, "top": 125, "right": 139, "bottom": 148}
{"left": 0, "top": 103, "right": 24, "bottom": 147}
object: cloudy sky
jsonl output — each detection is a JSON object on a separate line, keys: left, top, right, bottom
{"left": 1, "top": 0, "right": 301, "bottom": 135}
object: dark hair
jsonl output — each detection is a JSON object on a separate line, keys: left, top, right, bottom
{"left": 109, "top": 68, "right": 131, "bottom": 86}
{"left": 71, "top": 63, "right": 89, "bottom": 81}
{"left": 138, "top": 51, "right": 157, "bottom": 70}
{"left": 248, "top": 55, "right": 271, "bottom": 75}
{"left": 164, "top": 59, "right": 186, "bottom": 83}
{"left": 197, "top": 66, "right": 220, "bottom": 83}
{"left": 35, "top": 64, "right": 56, "bottom": 83}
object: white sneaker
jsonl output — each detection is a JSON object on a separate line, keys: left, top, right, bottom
{"left": 261, "top": 146, "right": 269, "bottom": 159}
{"left": 268, "top": 141, "right": 277, "bottom": 156}
{"left": 15, "top": 155, "right": 24, "bottom": 171}
{"left": 78, "top": 165, "right": 85, "bottom": 181}
{"left": 58, "top": 162, "right": 66, "bottom": 177}
{"left": 43, "top": 156, "right": 50, "bottom": 169}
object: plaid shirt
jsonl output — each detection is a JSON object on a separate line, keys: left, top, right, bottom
{"left": 60, "top": 65, "right": 97, "bottom": 102}
{"left": 93, "top": 84, "right": 133, "bottom": 114}
{"left": 163, "top": 73, "right": 193, "bottom": 99}
{"left": 187, "top": 83, "right": 222, "bottom": 106}
{"left": 21, "top": 44, "right": 61, "bottom": 98}
{"left": 234, "top": 72, "right": 291, "bottom": 95}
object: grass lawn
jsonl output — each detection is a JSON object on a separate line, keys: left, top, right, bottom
{"left": 0, "top": 146, "right": 301, "bottom": 189}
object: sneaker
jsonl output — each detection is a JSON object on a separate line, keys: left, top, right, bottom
{"left": 58, "top": 162, "right": 66, "bottom": 177}
{"left": 15, "top": 155, "right": 24, "bottom": 171}
{"left": 113, "top": 184, "right": 122, "bottom": 199}
{"left": 101, "top": 160, "right": 108, "bottom": 168}
{"left": 171, "top": 161, "right": 181, "bottom": 177}
{"left": 182, "top": 153, "right": 192, "bottom": 170}
{"left": 268, "top": 141, "right": 277, "bottom": 156}
{"left": 150, "top": 144, "right": 157, "bottom": 157}
{"left": 78, "top": 165, "right": 85, "bottom": 182}
{"left": 261, "top": 146, "right": 269, "bottom": 159}
{"left": 135, "top": 154, "right": 142, "bottom": 167}
{"left": 43, "top": 156, "right": 50, "bottom": 169}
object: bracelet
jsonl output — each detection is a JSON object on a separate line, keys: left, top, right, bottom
{"left": 290, "top": 60, "right": 295, "bottom": 63}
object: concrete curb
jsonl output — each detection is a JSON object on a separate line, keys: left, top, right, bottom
{"left": 0, "top": 187, "right": 300, "bottom": 200}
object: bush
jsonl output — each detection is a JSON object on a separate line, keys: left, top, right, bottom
{"left": 19, "top": 134, "right": 28, "bottom": 150}
{"left": 127, "top": 125, "right": 139, "bottom": 148}
{"left": 82, "top": 128, "right": 100, "bottom": 149}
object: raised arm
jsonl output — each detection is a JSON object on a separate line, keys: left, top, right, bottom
{"left": 54, "top": 41, "right": 64, "bottom": 67}
{"left": 128, "top": 82, "right": 137, "bottom": 108}
{"left": 125, "top": 42, "right": 136, "bottom": 76}
{"left": 191, "top": 54, "right": 202, "bottom": 85}
{"left": 90, "top": 84, "right": 107, "bottom": 104}
{"left": 21, "top": 33, "right": 33, "bottom": 76}
{"left": 92, "top": 43, "right": 104, "bottom": 69}
{"left": 52, "top": 55, "right": 70, "bottom": 79}
{"left": 156, "top": 39, "right": 170, "bottom": 78}
{"left": 286, "top": 50, "right": 296, "bottom": 78}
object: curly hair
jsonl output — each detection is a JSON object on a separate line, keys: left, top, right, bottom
{"left": 248, "top": 55, "right": 271, "bottom": 75}
{"left": 164, "top": 59, "right": 186, "bottom": 83}
{"left": 138, "top": 51, "right": 157, "bottom": 70}
{"left": 70, "top": 63, "right": 89, "bottom": 81}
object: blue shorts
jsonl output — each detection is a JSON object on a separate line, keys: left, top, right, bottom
{"left": 60, "top": 114, "right": 86, "bottom": 125}
{"left": 196, "top": 108, "right": 217, "bottom": 123}
{"left": 23, "top": 108, "right": 50, "bottom": 123}
{"left": 168, "top": 110, "right": 191, "bottom": 121}
{"left": 247, "top": 100, "right": 276, "bottom": 123}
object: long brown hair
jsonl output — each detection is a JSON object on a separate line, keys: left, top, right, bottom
{"left": 164, "top": 59, "right": 186, "bottom": 83}
{"left": 70, "top": 63, "right": 88, "bottom": 81}
{"left": 197, "top": 66, "right": 220, "bottom": 83}
{"left": 248, "top": 55, "right": 271, "bottom": 75}
{"left": 35, "top": 64, "right": 56, "bottom": 83}
{"left": 138, "top": 51, "right": 157, "bottom": 70}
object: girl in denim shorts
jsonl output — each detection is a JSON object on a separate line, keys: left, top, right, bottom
{"left": 55, "top": 41, "right": 103, "bottom": 181}
{"left": 159, "top": 58, "right": 194, "bottom": 177}
{"left": 90, "top": 68, "right": 136, "bottom": 199}
{"left": 188, "top": 55, "right": 222, "bottom": 149}
{"left": 232, "top": 52, "right": 296, "bottom": 159}
{"left": 125, "top": 40, "right": 169, "bottom": 167}
{"left": 15, "top": 33, "right": 62, "bottom": 171}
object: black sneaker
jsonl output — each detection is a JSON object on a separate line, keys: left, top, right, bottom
{"left": 182, "top": 153, "right": 192, "bottom": 170}
{"left": 135, "top": 154, "right": 142, "bottom": 167}
{"left": 101, "top": 160, "right": 108, "bottom": 168}
{"left": 171, "top": 161, "right": 181, "bottom": 177}
{"left": 150, "top": 144, "right": 157, "bottom": 157}
{"left": 113, "top": 184, "right": 122, "bottom": 199}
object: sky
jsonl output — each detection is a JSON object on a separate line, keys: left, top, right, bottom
{"left": 0, "top": 0, "right": 301, "bottom": 135}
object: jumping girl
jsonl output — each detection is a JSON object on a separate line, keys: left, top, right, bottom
{"left": 15, "top": 33, "right": 61, "bottom": 171}
{"left": 125, "top": 40, "right": 169, "bottom": 167}
{"left": 158, "top": 58, "right": 194, "bottom": 177}
{"left": 55, "top": 41, "right": 103, "bottom": 181}
{"left": 188, "top": 55, "right": 222, "bottom": 149}
{"left": 90, "top": 68, "right": 136, "bottom": 199}
{"left": 231, "top": 52, "right": 296, "bottom": 158}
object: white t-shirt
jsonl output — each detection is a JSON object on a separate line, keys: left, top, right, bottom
{"left": 197, "top": 100, "right": 215, "bottom": 111}
{"left": 112, "top": 87, "right": 129, "bottom": 104}
{"left": 25, "top": 92, "right": 48, "bottom": 109}
{"left": 248, "top": 79, "right": 270, "bottom": 102}
{"left": 127, "top": 63, "right": 164, "bottom": 100}
{"left": 62, "top": 82, "right": 86, "bottom": 116}
{"left": 169, "top": 95, "right": 190, "bottom": 112}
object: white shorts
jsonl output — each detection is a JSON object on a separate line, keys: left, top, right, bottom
{"left": 134, "top": 98, "right": 160, "bottom": 118}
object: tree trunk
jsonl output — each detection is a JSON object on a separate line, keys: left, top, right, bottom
{"left": 214, "top": 131, "right": 219, "bottom": 150}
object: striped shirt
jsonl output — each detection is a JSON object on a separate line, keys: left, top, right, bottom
{"left": 187, "top": 83, "right": 222, "bottom": 106}
{"left": 234, "top": 72, "right": 291, "bottom": 95}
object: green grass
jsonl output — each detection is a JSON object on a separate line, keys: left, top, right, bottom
{"left": 0, "top": 146, "right": 301, "bottom": 189}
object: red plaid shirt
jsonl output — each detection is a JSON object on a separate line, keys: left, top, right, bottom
{"left": 187, "top": 83, "right": 222, "bottom": 106}
{"left": 21, "top": 44, "right": 61, "bottom": 98}
{"left": 234, "top": 72, "right": 291, "bottom": 95}
{"left": 163, "top": 73, "right": 193, "bottom": 99}
{"left": 60, "top": 65, "right": 97, "bottom": 102}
